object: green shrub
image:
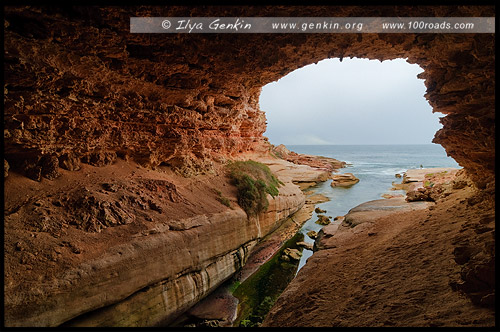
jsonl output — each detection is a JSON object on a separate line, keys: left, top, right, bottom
{"left": 239, "top": 319, "right": 256, "bottom": 327}
{"left": 213, "top": 188, "right": 231, "bottom": 207}
{"left": 227, "top": 161, "right": 282, "bottom": 216}
{"left": 217, "top": 196, "right": 231, "bottom": 207}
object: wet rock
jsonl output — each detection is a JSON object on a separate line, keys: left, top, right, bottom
{"left": 315, "top": 214, "right": 331, "bottom": 225}
{"left": 315, "top": 207, "right": 326, "bottom": 214}
{"left": 306, "top": 231, "right": 318, "bottom": 239}
{"left": 281, "top": 248, "right": 302, "bottom": 261}
{"left": 296, "top": 241, "right": 313, "bottom": 251}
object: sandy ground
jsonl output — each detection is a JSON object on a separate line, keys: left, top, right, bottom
{"left": 263, "top": 176, "right": 495, "bottom": 327}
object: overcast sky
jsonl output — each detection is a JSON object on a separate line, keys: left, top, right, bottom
{"left": 260, "top": 58, "right": 444, "bottom": 145}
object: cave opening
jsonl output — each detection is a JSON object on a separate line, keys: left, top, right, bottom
{"left": 3, "top": 6, "right": 494, "bottom": 328}
{"left": 260, "top": 57, "right": 447, "bottom": 147}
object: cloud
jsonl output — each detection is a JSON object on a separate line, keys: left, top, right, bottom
{"left": 260, "top": 58, "right": 443, "bottom": 145}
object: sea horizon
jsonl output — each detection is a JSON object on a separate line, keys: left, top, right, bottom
{"left": 277, "top": 143, "right": 443, "bottom": 146}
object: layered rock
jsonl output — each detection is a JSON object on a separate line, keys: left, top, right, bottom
{"left": 4, "top": 160, "right": 305, "bottom": 327}
{"left": 272, "top": 144, "right": 346, "bottom": 172}
{"left": 402, "top": 168, "right": 458, "bottom": 184}
{"left": 330, "top": 173, "right": 360, "bottom": 187}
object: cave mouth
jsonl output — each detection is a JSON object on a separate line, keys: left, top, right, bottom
{"left": 260, "top": 57, "right": 447, "bottom": 148}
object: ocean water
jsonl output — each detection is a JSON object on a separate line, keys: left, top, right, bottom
{"left": 287, "top": 144, "right": 461, "bottom": 271}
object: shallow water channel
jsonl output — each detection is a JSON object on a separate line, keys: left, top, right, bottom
{"left": 230, "top": 168, "right": 406, "bottom": 326}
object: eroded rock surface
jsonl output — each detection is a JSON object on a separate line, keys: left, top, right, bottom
{"left": 3, "top": 4, "right": 495, "bottom": 328}
{"left": 3, "top": 6, "right": 495, "bottom": 188}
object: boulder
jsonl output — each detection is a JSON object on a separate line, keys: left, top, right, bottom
{"left": 41, "top": 155, "right": 61, "bottom": 180}
{"left": 330, "top": 173, "right": 359, "bottom": 187}
{"left": 272, "top": 144, "right": 291, "bottom": 159}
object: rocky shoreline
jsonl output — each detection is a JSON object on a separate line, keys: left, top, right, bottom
{"left": 263, "top": 167, "right": 495, "bottom": 327}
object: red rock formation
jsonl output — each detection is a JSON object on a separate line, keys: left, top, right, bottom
{"left": 3, "top": 5, "right": 495, "bottom": 328}
{"left": 4, "top": 6, "right": 495, "bottom": 188}
{"left": 273, "top": 144, "right": 346, "bottom": 172}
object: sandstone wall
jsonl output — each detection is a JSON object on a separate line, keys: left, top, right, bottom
{"left": 5, "top": 178, "right": 304, "bottom": 327}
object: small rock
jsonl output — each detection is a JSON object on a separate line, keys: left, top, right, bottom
{"left": 71, "top": 246, "right": 82, "bottom": 254}
{"left": 395, "top": 173, "right": 402, "bottom": 178}
{"left": 15, "top": 242, "right": 24, "bottom": 251}
{"left": 307, "top": 230, "right": 318, "bottom": 239}
{"left": 368, "top": 232, "right": 377, "bottom": 236}
{"left": 280, "top": 254, "right": 290, "bottom": 262}
{"left": 315, "top": 207, "right": 326, "bottom": 214}
{"left": 333, "top": 216, "right": 345, "bottom": 222}
{"left": 315, "top": 214, "right": 331, "bottom": 225}
{"left": 102, "top": 183, "right": 118, "bottom": 192}
{"left": 296, "top": 241, "right": 314, "bottom": 251}
{"left": 282, "top": 248, "right": 302, "bottom": 261}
